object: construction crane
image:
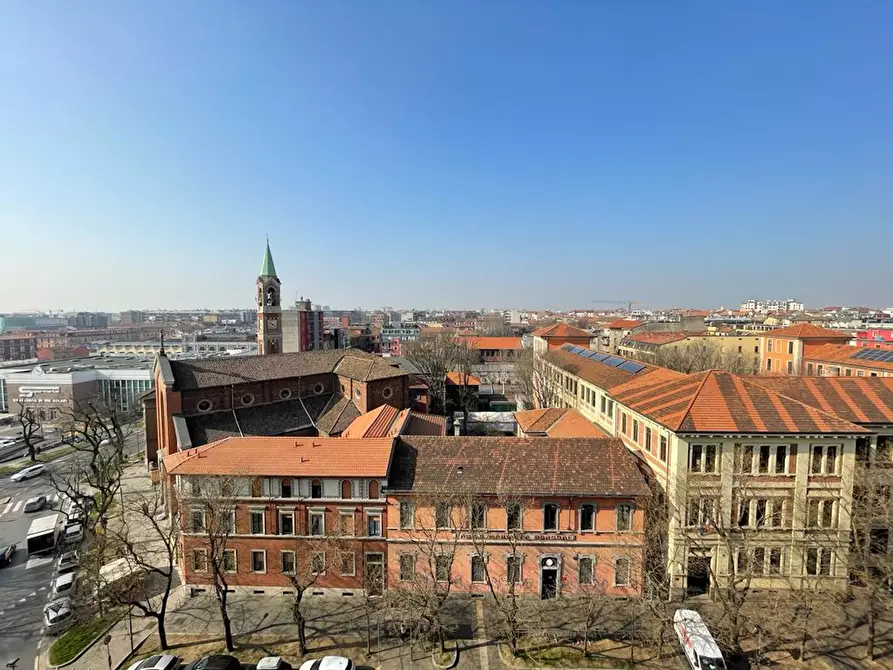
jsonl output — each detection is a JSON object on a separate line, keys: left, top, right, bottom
{"left": 593, "top": 299, "right": 641, "bottom": 315}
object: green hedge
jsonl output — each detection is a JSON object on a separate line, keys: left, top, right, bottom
{"left": 49, "top": 616, "right": 116, "bottom": 666}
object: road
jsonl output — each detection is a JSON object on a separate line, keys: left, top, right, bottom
{"left": 0, "top": 432, "right": 143, "bottom": 670}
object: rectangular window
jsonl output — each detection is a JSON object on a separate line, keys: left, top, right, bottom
{"left": 737, "top": 499, "right": 750, "bottom": 527}
{"left": 471, "top": 555, "right": 486, "bottom": 583}
{"left": 767, "top": 339, "right": 773, "bottom": 353}
{"left": 506, "top": 556, "right": 522, "bottom": 584}
{"left": 821, "top": 500, "right": 834, "bottom": 528}
{"left": 787, "top": 361, "right": 794, "bottom": 374}
{"left": 758, "top": 445, "right": 771, "bottom": 474}
{"left": 607, "top": 399, "right": 614, "bottom": 417}
{"left": 616, "top": 504, "right": 632, "bottom": 531}
{"left": 807, "top": 363, "right": 814, "bottom": 375}
{"left": 506, "top": 503, "right": 522, "bottom": 531}
{"left": 250, "top": 510, "right": 265, "bottom": 535}
{"left": 775, "top": 445, "right": 787, "bottom": 474}
{"left": 251, "top": 550, "right": 266, "bottom": 573}
{"left": 340, "top": 551, "right": 355, "bottom": 576}
{"left": 770, "top": 499, "right": 784, "bottom": 527}
{"left": 769, "top": 549, "right": 782, "bottom": 574}
{"left": 339, "top": 512, "right": 355, "bottom": 537}
{"left": 704, "top": 445, "right": 716, "bottom": 473}
{"left": 281, "top": 479, "right": 292, "bottom": 498}
{"left": 600, "top": 396, "right": 607, "bottom": 414}
{"left": 311, "top": 551, "right": 325, "bottom": 575}
{"left": 578, "top": 557, "right": 594, "bottom": 585}
{"left": 281, "top": 551, "right": 295, "bottom": 574}
{"left": 739, "top": 445, "right": 753, "bottom": 474}
{"left": 399, "top": 554, "right": 416, "bottom": 581}
{"left": 767, "top": 358, "right": 772, "bottom": 372}
{"left": 689, "top": 444, "right": 703, "bottom": 472}
{"left": 579, "top": 504, "right": 595, "bottom": 532}
{"left": 192, "top": 549, "right": 207, "bottom": 572}
{"left": 399, "top": 501, "right": 415, "bottom": 529}
{"left": 223, "top": 549, "right": 237, "bottom": 573}
{"left": 543, "top": 504, "right": 558, "bottom": 531}
{"left": 190, "top": 509, "right": 205, "bottom": 533}
{"left": 309, "top": 511, "right": 325, "bottom": 536}
{"left": 435, "top": 554, "right": 451, "bottom": 582}
{"left": 825, "top": 446, "right": 837, "bottom": 474}
{"left": 435, "top": 502, "right": 451, "bottom": 529}
{"left": 614, "top": 558, "right": 630, "bottom": 586}
{"left": 279, "top": 511, "right": 295, "bottom": 536}
{"left": 645, "top": 427, "right": 652, "bottom": 451}
{"left": 621, "top": 413, "right": 627, "bottom": 433}
{"left": 367, "top": 513, "right": 382, "bottom": 537}
{"left": 659, "top": 435, "right": 668, "bottom": 462}
{"left": 788, "top": 341, "right": 794, "bottom": 355}
{"left": 632, "top": 420, "right": 639, "bottom": 442}
{"left": 752, "top": 548, "right": 765, "bottom": 575}
{"left": 755, "top": 499, "right": 767, "bottom": 527}
{"left": 471, "top": 502, "right": 487, "bottom": 529}
{"left": 806, "top": 548, "right": 832, "bottom": 576}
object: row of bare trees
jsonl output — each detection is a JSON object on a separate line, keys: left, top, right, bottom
{"left": 402, "top": 335, "right": 478, "bottom": 425}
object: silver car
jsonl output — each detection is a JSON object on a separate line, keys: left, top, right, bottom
{"left": 44, "top": 597, "right": 73, "bottom": 635}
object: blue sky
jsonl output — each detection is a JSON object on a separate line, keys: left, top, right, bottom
{"left": 1, "top": 2, "right": 891, "bottom": 312}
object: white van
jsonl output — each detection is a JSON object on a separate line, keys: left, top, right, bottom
{"left": 674, "top": 609, "right": 727, "bottom": 670}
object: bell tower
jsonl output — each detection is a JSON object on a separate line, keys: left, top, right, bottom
{"left": 257, "top": 239, "right": 282, "bottom": 355}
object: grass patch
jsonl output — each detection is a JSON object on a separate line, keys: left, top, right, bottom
{"left": 49, "top": 616, "right": 117, "bottom": 665}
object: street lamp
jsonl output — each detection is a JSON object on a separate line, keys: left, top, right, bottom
{"left": 104, "top": 634, "right": 112, "bottom": 670}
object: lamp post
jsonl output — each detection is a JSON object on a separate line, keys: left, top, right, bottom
{"left": 104, "top": 634, "right": 112, "bottom": 670}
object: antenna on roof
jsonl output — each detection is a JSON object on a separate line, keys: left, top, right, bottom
{"left": 159, "top": 330, "right": 165, "bottom": 357}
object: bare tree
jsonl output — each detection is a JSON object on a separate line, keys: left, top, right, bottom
{"left": 450, "top": 342, "right": 479, "bottom": 434}
{"left": 184, "top": 475, "right": 240, "bottom": 652}
{"left": 516, "top": 348, "right": 559, "bottom": 410}
{"left": 647, "top": 342, "right": 757, "bottom": 375}
{"left": 17, "top": 404, "right": 41, "bottom": 462}
{"left": 403, "top": 335, "right": 461, "bottom": 415}
{"left": 390, "top": 493, "right": 464, "bottom": 652}
{"left": 107, "top": 481, "right": 180, "bottom": 650}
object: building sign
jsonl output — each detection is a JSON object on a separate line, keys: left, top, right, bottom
{"left": 454, "top": 531, "right": 577, "bottom": 542}
{"left": 17, "top": 386, "right": 61, "bottom": 398}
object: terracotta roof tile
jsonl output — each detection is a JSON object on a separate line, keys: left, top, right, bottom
{"left": 514, "top": 408, "right": 607, "bottom": 437}
{"left": 605, "top": 319, "right": 644, "bottom": 330}
{"left": 532, "top": 323, "right": 592, "bottom": 338}
{"left": 446, "top": 371, "right": 482, "bottom": 386}
{"left": 340, "top": 404, "right": 401, "bottom": 439}
{"left": 163, "top": 436, "right": 395, "bottom": 478}
{"left": 545, "top": 347, "right": 684, "bottom": 392}
{"left": 387, "top": 436, "right": 648, "bottom": 497}
{"left": 765, "top": 324, "right": 851, "bottom": 339}
{"left": 611, "top": 369, "right": 868, "bottom": 435}
{"left": 403, "top": 412, "right": 448, "bottom": 436}
{"left": 459, "top": 336, "right": 523, "bottom": 350}
{"left": 748, "top": 377, "right": 893, "bottom": 424}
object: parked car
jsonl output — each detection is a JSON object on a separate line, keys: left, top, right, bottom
{"left": 181, "top": 655, "right": 242, "bottom": 670}
{"left": 62, "top": 523, "right": 83, "bottom": 545}
{"left": 10, "top": 463, "right": 45, "bottom": 482}
{"left": 23, "top": 495, "right": 47, "bottom": 512}
{"left": 62, "top": 435, "right": 83, "bottom": 445}
{"left": 51, "top": 572, "right": 77, "bottom": 599}
{"left": 57, "top": 550, "right": 79, "bottom": 573}
{"left": 297, "top": 658, "right": 354, "bottom": 670}
{"left": 0, "top": 438, "right": 17, "bottom": 448}
{"left": 674, "top": 609, "right": 727, "bottom": 670}
{"left": 124, "top": 654, "right": 180, "bottom": 670}
{"left": 0, "top": 544, "right": 17, "bottom": 567}
{"left": 44, "top": 597, "right": 73, "bottom": 635}
{"left": 257, "top": 659, "right": 293, "bottom": 670}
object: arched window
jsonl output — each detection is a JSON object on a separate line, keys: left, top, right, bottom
{"left": 341, "top": 480, "right": 352, "bottom": 499}
{"left": 368, "top": 480, "right": 380, "bottom": 500}
{"left": 281, "top": 478, "right": 292, "bottom": 498}
{"left": 311, "top": 479, "right": 322, "bottom": 499}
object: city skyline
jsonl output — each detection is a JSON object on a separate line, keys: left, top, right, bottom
{"left": 2, "top": 2, "right": 893, "bottom": 311}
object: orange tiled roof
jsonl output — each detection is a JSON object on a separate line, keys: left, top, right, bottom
{"left": 163, "top": 436, "right": 395, "bottom": 477}
{"left": 765, "top": 324, "right": 851, "bottom": 340}
{"left": 446, "top": 371, "right": 482, "bottom": 386}
{"left": 459, "top": 336, "right": 523, "bottom": 350}
{"left": 340, "top": 404, "right": 401, "bottom": 439}
{"left": 605, "top": 319, "right": 644, "bottom": 330}
{"left": 545, "top": 347, "right": 684, "bottom": 391}
{"left": 626, "top": 332, "right": 688, "bottom": 345}
{"left": 514, "top": 408, "right": 607, "bottom": 437}
{"left": 403, "top": 412, "right": 448, "bottom": 436}
{"left": 748, "top": 377, "right": 893, "bottom": 425}
{"left": 611, "top": 369, "right": 868, "bottom": 435}
{"left": 532, "top": 323, "right": 592, "bottom": 338}
{"left": 804, "top": 343, "right": 893, "bottom": 372}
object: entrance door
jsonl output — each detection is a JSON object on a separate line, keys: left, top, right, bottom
{"left": 541, "top": 557, "right": 559, "bottom": 599}
{"left": 365, "top": 553, "right": 384, "bottom": 596}
{"left": 687, "top": 556, "right": 710, "bottom": 597}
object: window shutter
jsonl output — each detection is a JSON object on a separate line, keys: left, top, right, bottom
{"left": 262, "top": 478, "right": 271, "bottom": 497}
{"left": 788, "top": 444, "right": 797, "bottom": 474}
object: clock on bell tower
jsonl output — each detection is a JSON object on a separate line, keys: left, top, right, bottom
{"left": 257, "top": 239, "right": 282, "bottom": 355}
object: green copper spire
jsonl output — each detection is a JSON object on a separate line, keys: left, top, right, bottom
{"left": 259, "top": 238, "right": 277, "bottom": 277}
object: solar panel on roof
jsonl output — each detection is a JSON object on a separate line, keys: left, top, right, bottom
{"left": 618, "top": 360, "right": 647, "bottom": 374}
{"left": 880, "top": 351, "right": 893, "bottom": 362}
{"left": 603, "top": 356, "right": 625, "bottom": 367}
{"left": 579, "top": 350, "right": 599, "bottom": 359}
{"left": 590, "top": 353, "right": 610, "bottom": 362}
{"left": 567, "top": 346, "right": 584, "bottom": 355}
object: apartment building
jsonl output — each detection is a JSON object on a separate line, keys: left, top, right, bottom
{"left": 618, "top": 331, "right": 761, "bottom": 371}
{"left": 539, "top": 343, "right": 892, "bottom": 597}
{"left": 0, "top": 333, "right": 38, "bottom": 362}
{"left": 759, "top": 324, "right": 851, "bottom": 375}
{"left": 531, "top": 323, "right": 592, "bottom": 355}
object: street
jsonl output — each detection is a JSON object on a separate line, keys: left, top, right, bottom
{"left": 0, "top": 431, "right": 143, "bottom": 670}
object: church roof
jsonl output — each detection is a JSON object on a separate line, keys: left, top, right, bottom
{"left": 260, "top": 240, "right": 277, "bottom": 277}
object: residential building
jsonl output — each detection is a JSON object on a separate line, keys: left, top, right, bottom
{"left": 0, "top": 333, "right": 38, "bottom": 362}
{"left": 119, "top": 310, "right": 146, "bottom": 325}
{"left": 759, "top": 324, "right": 851, "bottom": 375}
{"left": 741, "top": 298, "right": 805, "bottom": 314}
{"left": 282, "top": 298, "right": 325, "bottom": 353}
{"left": 598, "top": 320, "right": 643, "bottom": 355}
{"left": 68, "top": 312, "right": 109, "bottom": 329}
{"left": 618, "top": 331, "right": 761, "bottom": 372}
{"left": 802, "top": 344, "right": 893, "bottom": 378}
{"left": 380, "top": 323, "right": 421, "bottom": 356}
{"left": 855, "top": 329, "right": 893, "bottom": 351}
{"left": 385, "top": 436, "right": 649, "bottom": 599}
{"left": 532, "top": 323, "right": 593, "bottom": 355}
{"left": 538, "top": 343, "right": 892, "bottom": 597}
